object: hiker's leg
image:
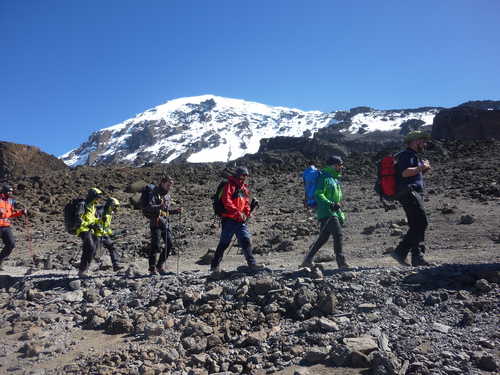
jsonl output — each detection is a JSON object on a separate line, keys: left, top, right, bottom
{"left": 101, "top": 236, "right": 119, "bottom": 267}
{"left": 304, "top": 218, "right": 331, "bottom": 263}
{"left": 211, "top": 219, "right": 236, "bottom": 269}
{"left": 235, "top": 223, "right": 255, "bottom": 266}
{"left": 329, "top": 217, "right": 347, "bottom": 267}
{"left": 0, "top": 227, "right": 15, "bottom": 262}
{"left": 79, "top": 231, "right": 96, "bottom": 272}
{"left": 396, "top": 194, "right": 420, "bottom": 258}
{"left": 149, "top": 227, "right": 162, "bottom": 272}
{"left": 157, "top": 223, "right": 171, "bottom": 269}
{"left": 409, "top": 192, "right": 429, "bottom": 265}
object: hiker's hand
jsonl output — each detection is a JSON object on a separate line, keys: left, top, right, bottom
{"left": 250, "top": 198, "right": 259, "bottom": 210}
{"left": 421, "top": 160, "right": 431, "bottom": 173}
{"left": 160, "top": 210, "right": 168, "bottom": 217}
{"left": 330, "top": 203, "right": 341, "bottom": 211}
{"left": 239, "top": 212, "right": 248, "bottom": 222}
{"left": 22, "top": 209, "right": 28, "bottom": 216}
{"left": 170, "top": 208, "right": 182, "bottom": 215}
{"left": 89, "top": 223, "right": 100, "bottom": 231}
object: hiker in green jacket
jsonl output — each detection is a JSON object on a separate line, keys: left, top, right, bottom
{"left": 301, "top": 156, "right": 349, "bottom": 269}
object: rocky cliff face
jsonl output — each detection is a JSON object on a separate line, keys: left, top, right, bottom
{"left": 432, "top": 101, "right": 500, "bottom": 140}
{"left": 0, "top": 141, "right": 68, "bottom": 180}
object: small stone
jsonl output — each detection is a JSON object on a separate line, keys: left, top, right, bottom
{"left": 459, "top": 215, "right": 474, "bottom": 224}
{"left": 475, "top": 279, "right": 492, "bottom": 293}
{"left": 358, "top": 303, "right": 377, "bottom": 312}
{"left": 478, "top": 354, "right": 497, "bottom": 371}
{"left": 432, "top": 322, "right": 451, "bottom": 334}
{"left": 68, "top": 280, "right": 81, "bottom": 291}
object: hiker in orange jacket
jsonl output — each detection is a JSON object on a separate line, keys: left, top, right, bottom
{"left": 0, "top": 185, "right": 28, "bottom": 271}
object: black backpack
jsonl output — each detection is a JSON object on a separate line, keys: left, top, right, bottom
{"left": 212, "top": 181, "right": 227, "bottom": 217}
{"left": 212, "top": 180, "right": 244, "bottom": 217}
{"left": 64, "top": 198, "right": 86, "bottom": 235}
{"left": 140, "top": 184, "right": 156, "bottom": 218}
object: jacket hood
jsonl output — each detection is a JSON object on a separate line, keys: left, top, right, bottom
{"left": 228, "top": 175, "right": 246, "bottom": 186}
{"left": 323, "top": 166, "right": 341, "bottom": 179}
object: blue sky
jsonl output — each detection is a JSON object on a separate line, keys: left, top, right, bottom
{"left": 1, "top": 0, "right": 499, "bottom": 156}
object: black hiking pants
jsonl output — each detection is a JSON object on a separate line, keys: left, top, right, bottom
{"left": 96, "top": 236, "right": 119, "bottom": 267}
{"left": 0, "top": 227, "right": 16, "bottom": 262}
{"left": 149, "top": 218, "right": 173, "bottom": 271}
{"left": 79, "top": 231, "right": 97, "bottom": 272}
{"left": 396, "top": 190, "right": 428, "bottom": 259}
{"left": 305, "top": 216, "right": 345, "bottom": 264}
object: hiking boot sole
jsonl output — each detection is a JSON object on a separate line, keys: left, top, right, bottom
{"left": 388, "top": 251, "right": 410, "bottom": 267}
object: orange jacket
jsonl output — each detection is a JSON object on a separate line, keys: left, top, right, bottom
{"left": 0, "top": 195, "right": 24, "bottom": 227}
{"left": 220, "top": 176, "right": 251, "bottom": 222}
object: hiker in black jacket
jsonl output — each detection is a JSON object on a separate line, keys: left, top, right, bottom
{"left": 142, "top": 176, "right": 182, "bottom": 275}
{"left": 387, "top": 131, "right": 432, "bottom": 267}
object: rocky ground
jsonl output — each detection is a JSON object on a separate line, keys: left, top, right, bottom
{"left": 0, "top": 140, "right": 499, "bottom": 375}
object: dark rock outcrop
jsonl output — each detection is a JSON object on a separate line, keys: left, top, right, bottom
{"left": 0, "top": 141, "right": 68, "bottom": 180}
{"left": 432, "top": 101, "right": 500, "bottom": 140}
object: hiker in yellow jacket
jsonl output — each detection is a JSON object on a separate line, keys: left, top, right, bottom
{"left": 95, "top": 197, "right": 123, "bottom": 272}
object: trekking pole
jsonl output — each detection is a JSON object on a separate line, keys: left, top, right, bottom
{"left": 176, "top": 212, "right": 181, "bottom": 276}
{"left": 24, "top": 214, "right": 36, "bottom": 265}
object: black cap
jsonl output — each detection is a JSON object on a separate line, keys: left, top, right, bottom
{"left": 234, "top": 166, "right": 250, "bottom": 177}
{"left": 326, "top": 155, "right": 344, "bottom": 165}
{"left": 1, "top": 184, "right": 13, "bottom": 194}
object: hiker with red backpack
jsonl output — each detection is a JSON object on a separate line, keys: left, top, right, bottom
{"left": 301, "top": 156, "right": 349, "bottom": 270}
{"left": 210, "top": 166, "right": 264, "bottom": 276}
{"left": 141, "top": 176, "right": 182, "bottom": 276}
{"left": 387, "top": 131, "right": 432, "bottom": 267}
{"left": 0, "top": 185, "right": 28, "bottom": 271}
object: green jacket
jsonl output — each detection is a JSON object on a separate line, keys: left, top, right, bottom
{"left": 314, "top": 166, "right": 346, "bottom": 222}
{"left": 75, "top": 199, "right": 99, "bottom": 236}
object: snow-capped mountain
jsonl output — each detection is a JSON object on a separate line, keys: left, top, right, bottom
{"left": 60, "top": 95, "right": 440, "bottom": 166}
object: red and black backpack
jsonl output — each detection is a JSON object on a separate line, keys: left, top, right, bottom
{"left": 374, "top": 153, "right": 401, "bottom": 210}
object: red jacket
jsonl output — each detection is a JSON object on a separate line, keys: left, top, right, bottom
{"left": 221, "top": 176, "right": 251, "bottom": 222}
{"left": 0, "top": 195, "right": 23, "bottom": 227}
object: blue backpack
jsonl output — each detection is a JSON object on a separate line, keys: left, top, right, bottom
{"left": 302, "top": 166, "right": 322, "bottom": 208}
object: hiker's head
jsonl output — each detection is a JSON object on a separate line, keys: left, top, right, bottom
{"left": 159, "top": 176, "right": 173, "bottom": 192}
{"left": 86, "top": 187, "right": 103, "bottom": 202}
{"left": 105, "top": 197, "right": 120, "bottom": 213}
{"left": 234, "top": 166, "right": 250, "bottom": 182}
{"left": 327, "top": 155, "right": 344, "bottom": 172}
{"left": 1, "top": 184, "right": 13, "bottom": 197}
{"left": 404, "top": 131, "right": 430, "bottom": 152}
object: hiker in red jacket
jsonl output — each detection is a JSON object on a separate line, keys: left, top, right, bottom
{"left": 0, "top": 185, "right": 28, "bottom": 271}
{"left": 210, "top": 167, "right": 263, "bottom": 276}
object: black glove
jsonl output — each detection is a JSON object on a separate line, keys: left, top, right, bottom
{"left": 330, "top": 203, "right": 341, "bottom": 211}
{"left": 251, "top": 198, "right": 259, "bottom": 210}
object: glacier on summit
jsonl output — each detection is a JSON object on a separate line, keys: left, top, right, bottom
{"left": 60, "top": 95, "right": 439, "bottom": 166}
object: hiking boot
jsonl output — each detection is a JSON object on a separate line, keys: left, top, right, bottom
{"left": 78, "top": 270, "right": 89, "bottom": 278}
{"left": 387, "top": 251, "right": 410, "bottom": 266}
{"left": 0, "top": 261, "right": 4, "bottom": 271}
{"left": 299, "top": 258, "right": 314, "bottom": 269}
{"left": 336, "top": 255, "right": 350, "bottom": 270}
{"left": 112, "top": 264, "right": 124, "bottom": 272}
{"left": 149, "top": 268, "right": 158, "bottom": 276}
{"left": 411, "top": 256, "right": 431, "bottom": 267}
{"left": 156, "top": 266, "right": 167, "bottom": 276}
{"left": 248, "top": 263, "right": 265, "bottom": 272}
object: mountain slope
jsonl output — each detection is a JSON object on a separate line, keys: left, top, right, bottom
{"left": 60, "top": 95, "right": 440, "bottom": 167}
